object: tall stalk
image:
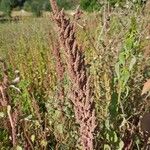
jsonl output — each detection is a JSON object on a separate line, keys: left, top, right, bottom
{"left": 49, "top": 0, "right": 97, "bottom": 149}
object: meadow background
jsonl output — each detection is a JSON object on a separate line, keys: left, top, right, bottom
{"left": 0, "top": 0, "right": 150, "bottom": 149}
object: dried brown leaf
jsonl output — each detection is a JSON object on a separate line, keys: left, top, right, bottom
{"left": 141, "top": 79, "right": 150, "bottom": 95}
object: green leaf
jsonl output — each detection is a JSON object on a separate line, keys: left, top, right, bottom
{"left": 109, "top": 92, "right": 119, "bottom": 118}
{"left": 104, "top": 144, "right": 111, "bottom": 150}
{"left": 119, "top": 53, "right": 125, "bottom": 65}
{"left": 105, "top": 119, "right": 110, "bottom": 130}
{"left": 106, "top": 132, "right": 110, "bottom": 141}
{"left": 53, "top": 110, "right": 61, "bottom": 119}
{"left": 117, "top": 140, "right": 124, "bottom": 150}
{"left": 125, "top": 37, "right": 134, "bottom": 50}
{"left": 40, "top": 140, "right": 47, "bottom": 147}
{"left": 129, "top": 56, "right": 136, "bottom": 71}
{"left": 122, "top": 69, "right": 130, "bottom": 87}
{"left": 112, "top": 131, "right": 118, "bottom": 143}
{"left": 16, "top": 145, "right": 23, "bottom": 150}
{"left": 0, "top": 112, "right": 5, "bottom": 118}
{"left": 125, "top": 86, "right": 129, "bottom": 97}
{"left": 56, "top": 124, "right": 63, "bottom": 134}
{"left": 31, "top": 135, "right": 35, "bottom": 142}
{"left": 115, "top": 63, "right": 120, "bottom": 79}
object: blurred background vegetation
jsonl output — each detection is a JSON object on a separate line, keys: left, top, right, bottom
{"left": 0, "top": 0, "right": 148, "bottom": 16}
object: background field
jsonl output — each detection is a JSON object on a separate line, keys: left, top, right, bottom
{"left": 1, "top": 1, "right": 150, "bottom": 150}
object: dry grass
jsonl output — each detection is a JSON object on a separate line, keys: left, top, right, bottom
{"left": 11, "top": 10, "right": 33, "bottom": 18}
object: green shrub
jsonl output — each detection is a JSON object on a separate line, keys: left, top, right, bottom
{"left": 23, "top": 0, "right": 42, "bottom": 17}
{"left": 107, "top": 0, "right": 148, "bottom": 8}
{"left": 0, "top": 0, "right": 20, "bottom": 16}
{"left": 24, "top": 0, "right": 51, "bottom": 16}
{"left": 80, "top": 0, "right": 147, "bottom": 12}
{"left": 80, "top": 0, "right": 101, "bottom": 12}
{"left": 23, "top": 1, "right": 32, "bottom": 12}
{"left": 0, "top": 0, "right": 11, "bottom": 16}
{"left": 57, "top": 0, "right": 73, "bottom": 10}
{"left": 31, "top": 0, "right": 42, "bottom": 17}
{"left": 42, "top": 1, "right": 51, "bottom": 11}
